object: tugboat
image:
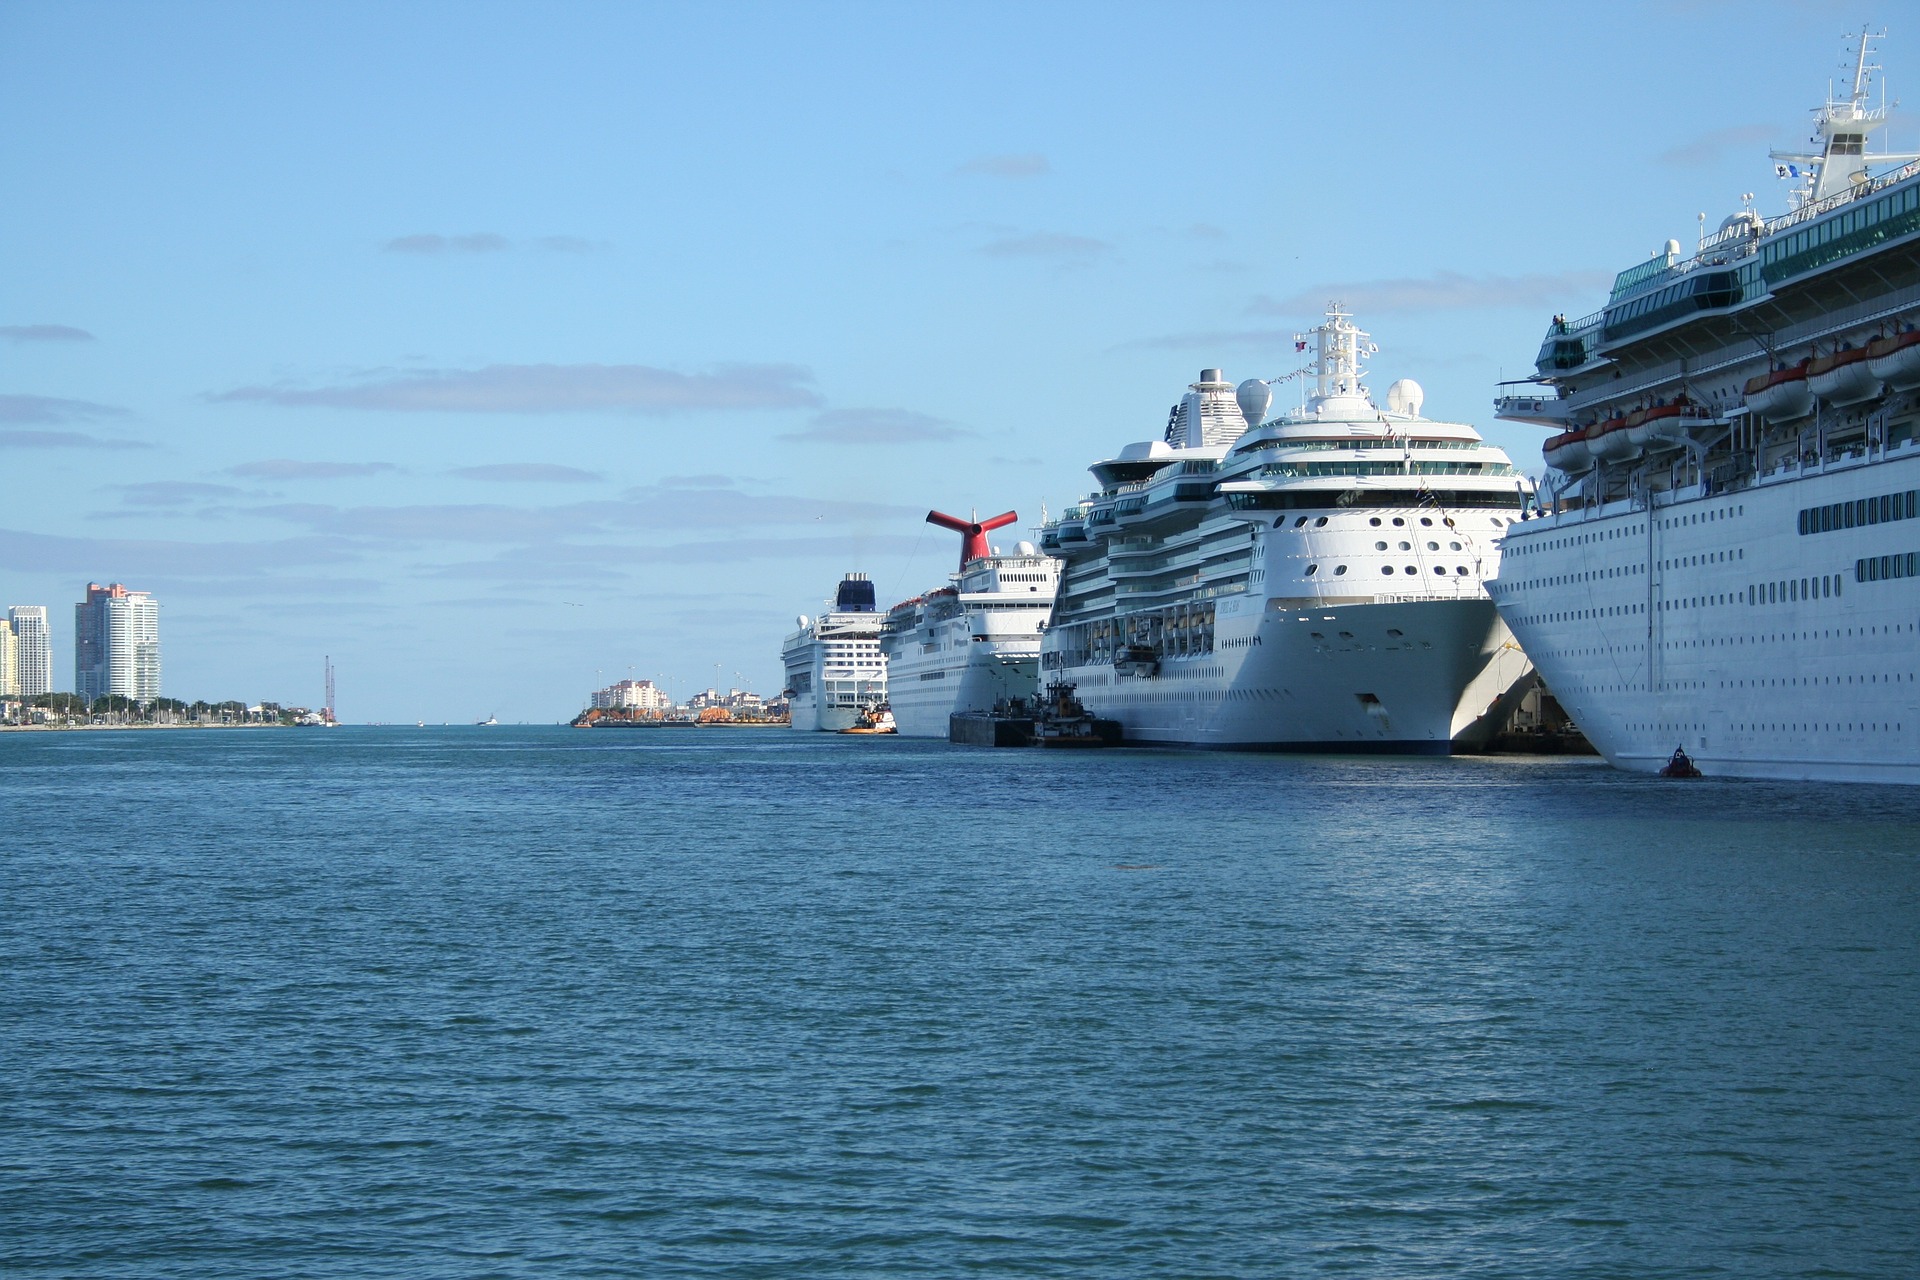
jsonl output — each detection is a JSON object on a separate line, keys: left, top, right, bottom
{"left": 839, "top": 702, "right": 897, "bottom": 735}
{"left": 1031, "top": 681, "right": 1121, "bottom": 748}
{"left": 1658, "top": 746, "right": 1703, "bottom": 779}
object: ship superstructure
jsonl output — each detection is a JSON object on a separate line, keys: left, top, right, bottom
{"left": 1039, "top": 307, "right": 1536, "bottom": 751}
{"left": 879, "top": 509, "right": 1060, "bottom": 738}
{"left": 781, "top": 573, "right": 888, "bottom": 732}
{"left": 1491, "top": 31, "right": 1920, "bottom": 782}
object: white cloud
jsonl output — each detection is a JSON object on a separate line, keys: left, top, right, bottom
{"left": 209, "top": 362, "right": 822, "bottom": 415}
{"left": 779, "top": 408, "right": 969, "bottom": 445}
{"left": 0, "top": 324, "right": 94, "bottom": 342}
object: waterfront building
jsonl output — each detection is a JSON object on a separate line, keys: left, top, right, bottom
{"left": 0, "top": 617, "right": 16, "bottom": 697}
{"left": 1490, "top": 33, "right": 1920, "bottom": 782}
{"left": 8, "top": 606, "right": 52, "bottom": 697}
{"left": 74, "top": 583, "right": 161, "bottom": 702}
{"left": 591, "top": 678, "right": 672, "bottom": 711}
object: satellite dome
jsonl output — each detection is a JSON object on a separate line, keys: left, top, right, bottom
{"left": 1386, "top": 379, "right": 1425, "bottom": 417}
{"left": 1015, "top": 540, "right": 1037, "bottom": 555}
{"left": 1236, "top": 378, "right": 1272, "bottom": 429}
{"left": 1664, "top": 238, "right": 1683, "bottom": 257}
{"left": 796, "top": 614, "right": 810, "bottom": 630}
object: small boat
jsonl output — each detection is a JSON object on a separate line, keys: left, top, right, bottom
{"left": 839, "top": 703, "right": 897, "bottom": 735}
{"left": 477, "top": 714, "right": 498, "bottom": 726}
{"left": 1541, "top": 427, "right": 1592, "bottom": 473}
{"left": 1743, "top": 361, "right": 1814, "bottom": 421}
{"left": 1588, "top": 414, "right": 1635, "bottom": 461}
{"left": 1806, "top": 345, "right": 1879, "bottom": 406}
{"left": 1867, "top": 327, "right": 1920, "bottom": 391}
{"left": 1112, "top": 644, "right": 1160, "bottom": 678}
{"left": 1658, "top": 746, "right": 1703, "bottom": 778}
{"left": 1031, "top": 681, "right": 1120, "bottom": 748}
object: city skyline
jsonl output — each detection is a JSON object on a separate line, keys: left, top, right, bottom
{"left": 1, "top": 2, "right": 1905, "bottom": 720}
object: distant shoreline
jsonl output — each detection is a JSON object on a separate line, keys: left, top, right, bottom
{"left": 0, "top": 722, "right": 292, "bottom": 733}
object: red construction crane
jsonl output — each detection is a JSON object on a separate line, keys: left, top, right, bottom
{"left": 926, "top": 509, "right": 1018, "bottom": 570}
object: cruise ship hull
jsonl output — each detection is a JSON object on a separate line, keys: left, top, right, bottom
{"left": 1057, "top": 596, "right": 1532, "bottom": 752}
{"left": 885, "top": 645, "right": 1040, "bottom": 738}
{"left": 1495, "top": 454, "right": 1920, "bottom": 783}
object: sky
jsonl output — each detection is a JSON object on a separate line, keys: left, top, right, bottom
{"left": 0, "top": 0, "right": 1905, "bottom": 721}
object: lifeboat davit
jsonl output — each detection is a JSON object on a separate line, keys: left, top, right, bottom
{"left": 1867, "top": 329, "right": 1920, "bottom": 391}
{"left": 1742, "top": 361, "right": 1813, "bottom": 421}
{"left": 1589, "top": 414, "right": 1636, "bottom": 461}
{"left": 1542, "top": 427, "right": 1592, "bottom": 473}
{"left": 1807, "top": 345, "right": 1880, "bottom": 406}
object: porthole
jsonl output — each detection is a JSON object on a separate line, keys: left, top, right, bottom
{"left": 1392, "top": 517, "right": 1406, "bottom": 527}
{"left": 1398, "top": 541, "right": 1411, "bottom": 550}
{"left": 1375, "top": 540, "right": 1388, "bottom": 550}
{"left": 1369, "top": 517, "right": 1381, "bottom": 527}
{"left": 1420, "top": 517, "right": 1433, "bottom": 526}
{"left": 1382, "top": 566, "right": 1395, "bottom": 575}
{"left": 1404, "top": 566, "right": 1416, "bottom": 574}
{"left": 1304, "top": 564, "right": 1318, "bottom": 576}
{"left": 1456, "top": 566, "right": 1467, "bottom": 575}
{"left": 1426, "top": 541, "right": 1439, "bottom": 550}
{"left": 1449, "top": 541, "right": 1461, "bottom": 550}
{"left": 1294, "top": 516, "right": 1308, "bottom": 528}
{"left": 1386, "top": 628, "right": 1403, "bottom": 637}
{"left": 1434, "top": 566, "right": 1447, "bottom": 574}
{"left": 1334, "top": 565, "right": 1348, "bottom": 575}
{"left": 1315, "top": 516, "right": 1328, "bottom": 527}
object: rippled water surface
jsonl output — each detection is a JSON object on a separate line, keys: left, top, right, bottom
{"left": 4, "top": 726, "right": 1919, "bottom": 1278}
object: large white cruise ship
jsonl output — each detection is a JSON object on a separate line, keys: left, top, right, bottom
{"left": 1037, "top": 307, "right": 1536, "bottom": 751}
{"left": 781, "top": 573, "right": 888, "bottom": 731}
{"left": 879, "top": 509, "right": 1060, "bottom": 738}
{"left": 1490, "top": 32, "right": 1920, "bottom": 783}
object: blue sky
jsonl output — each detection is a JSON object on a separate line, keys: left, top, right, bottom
{"left": 0, "top": 0, "right": 1899, "bottom": 720}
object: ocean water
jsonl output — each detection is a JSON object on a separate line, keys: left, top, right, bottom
{"left": 3, "top": 727, "right": 1918, "bottom": 1279}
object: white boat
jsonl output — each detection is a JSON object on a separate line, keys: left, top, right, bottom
{"left": 781, "top": 573, "right": 888, "bottom": 731}
{"left": 879, "top": 510, "right": 1059, "bottom": 738}
{"left": 1038, "top": 308, "right": 1536, "bottom": 752}
{"left": 1490, "top": 32, "right": 1920, "bottom": 783}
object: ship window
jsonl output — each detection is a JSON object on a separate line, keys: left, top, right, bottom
{"left": 1419, "top": 517, "right": 1433, "bottom": 526}
{"left": 1315, "top": 516, "right": 1329, "bottom": 527}
{"left": 1392, "top": 518, "right": 1405, "bottom": 526}
{"left": 1305, "top": 564, "right": 1318, "bottom": 576}
{"left": 1450, "top": 541, "right": 1462, "bottom": 550}
{"left": 1369, "top": 517, "right": 1381, "bottom": 526}
{"left": 1434, "top": 566, "right": 1447, "bottom": 574}
{"left": 1375, "top": 541, "right": 1388, "bottom": 550}
{"left": 1294, "top": 517, "right": 1308, "bottom": 528}
{"left": 1335, "top": 565, "right": 1347, "bottom": 575}
{"left": 1405, "top": 566, "right": 1416, "bottom": 574}
{"left": 1382, "top": 566, "right": 1395, "bottom": 575}
{"left": 1398, "top": 541, "right": 1411, "bottom": 550}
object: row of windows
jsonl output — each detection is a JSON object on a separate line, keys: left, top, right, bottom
{"left": 1228, "top": 489, "right": 1524, "bottom": 512}
{"left": 1750, "top": 575, "right": 1843, "bottom": 604}
{"left": 1858, "top": 553, "right": 1920, "bottom": 582}
{"left": 1301, "top": 563, "right": 1473, "bottom": 578}
{"left": 1798, "top": 489, "right": 1918, "bottom": 534}
{"left": 1762, "top": 178, "right": 1920, "bottom": 285}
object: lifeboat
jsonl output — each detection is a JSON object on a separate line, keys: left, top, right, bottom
{"left": 1589, "top": 414, "right": 1636, "bottom": 461}
{"left": 1867, "top": 329, "right": 1920, "bottom": 391}
{"left": 1742, "top": 361, "right": 1813, "bottom": 421}
{"left": 1807, "top": 345, "right": 1880, "bottom": 406}
{"left": 1541, "top": 427, "right": 1592, "bottom": 473}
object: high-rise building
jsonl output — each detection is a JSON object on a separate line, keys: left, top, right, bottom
{"left": 0, "top": 617, "right": 17, "bottom": 697}
{"left": 75, "top": 584, "right": 160, "bottom": 702}
{"left": 7, "top": 606, "right": 52, "bottom": 697}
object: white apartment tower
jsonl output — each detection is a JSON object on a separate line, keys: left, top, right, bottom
{"left": 0, "top": 617, "right": 17, "bottom": 697}
{"left": 7, "top": 606, "right": 53, "bottom": 697}
{"left": 75, "top": 584, "right": 160, "bottom": 701}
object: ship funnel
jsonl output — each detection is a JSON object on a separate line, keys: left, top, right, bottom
{"left": 834, "top": 573, "right": 876, "bottom": 612}
{"left": 927, "top": 508, "right": 1018, "bottom": 569}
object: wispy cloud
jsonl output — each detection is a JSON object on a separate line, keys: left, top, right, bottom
{"left": 384, "top": 232, "right": 510, "bottom": 254}
{"left": 1659, "top": 123, "right": 1778, "bottom": 167}
{"left": 779, "top": 408, "right": 970, "bottom": 445}
{"left": 114, "top": 481, "right": 244, "bottom": 507}
{"left": 209, "top": 362, "right": 822, "bottom": 415}
{"left": 0, "top": 527, "right": 355, "bottom": 578}
{"left": 958, "top": 153, "right": 1049, "bottom": 178}
{"left": 1, "top": 429, "right": 152, "bottom": 450}
{"left": 448, "top": 463, "right": 602, "bottom": 484}
{"left": 0, "top": 324, "right": 94, "bottom": 343}
{"left": 227, "top": 459, "right": 398, "bottom": 480}
{"left": 1112, "top": 328, "right": 1298, "bottom": 354}
{"left": 981, "top": 232, "right": 1110, "bottom": 259}
{"left": 536, "top": 235, "right": 611, "bottom": 253}
{"left": 0, "top": 393, "right": 127, "bottom": 424}
{"left": 1251, "top": 270, "right": 1612, "bottom": 317}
